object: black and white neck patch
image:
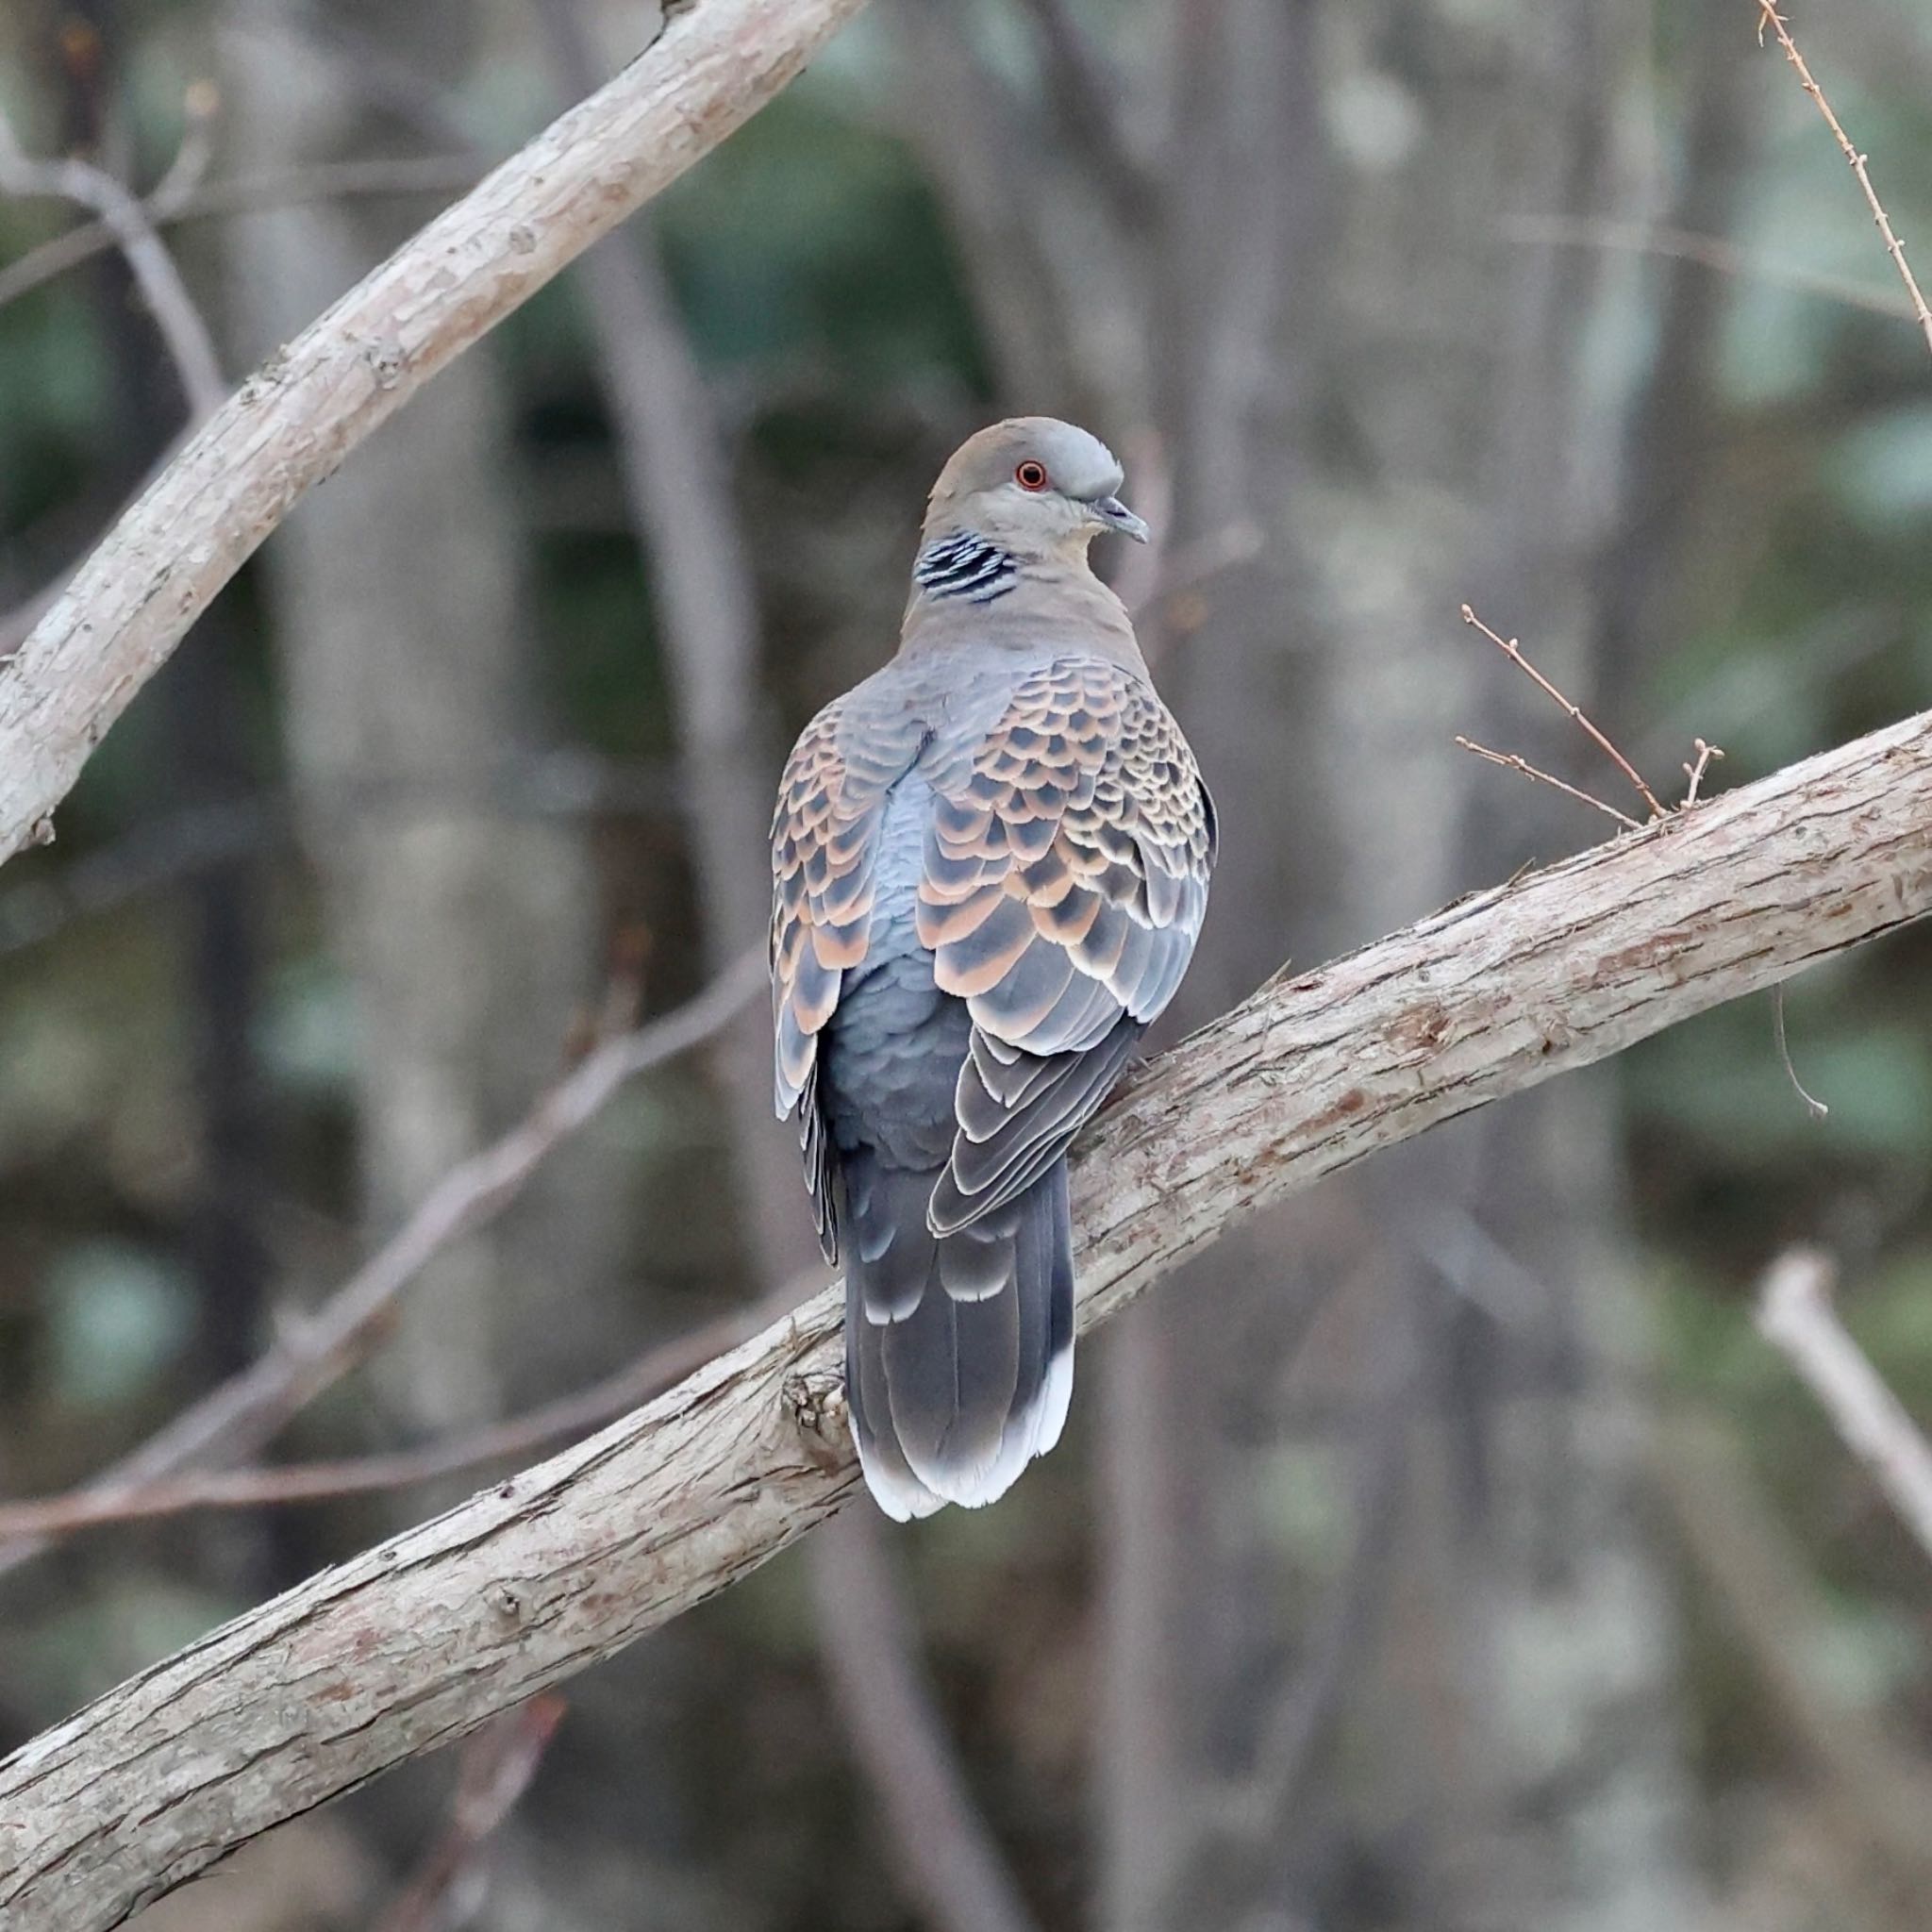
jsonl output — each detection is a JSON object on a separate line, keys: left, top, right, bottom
{"left": 915, "top": 532, "right": 1018, "bottom": 605}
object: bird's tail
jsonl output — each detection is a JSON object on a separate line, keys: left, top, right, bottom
{"left": 841, "top": 1154, "right": 1074, "bottom": 1521}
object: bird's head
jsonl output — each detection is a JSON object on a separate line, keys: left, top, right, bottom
{"left": 923, "top": 417, "right": 1150, "bottom": 561}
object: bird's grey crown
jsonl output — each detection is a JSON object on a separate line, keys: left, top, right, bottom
{"left": 915, "top": 530, "right": 1018, "bottom": 606}
{"left": 1023, "top": 421, "right": 1124, "bottom": 502}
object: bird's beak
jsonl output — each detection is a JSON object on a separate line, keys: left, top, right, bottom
{"left": 1091, "top": 495, "right": 1151, "bottom": 543}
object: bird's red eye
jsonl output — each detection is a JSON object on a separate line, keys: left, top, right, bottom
{"left": 1015, "top": 460, "right": 1049, "bottom": 491}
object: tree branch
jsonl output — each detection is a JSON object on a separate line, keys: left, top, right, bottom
{"left": 1756, "top": 1247, "right": 1932, "bottom": 1565}
{"left": 0, "top": 158, "right": 484, "bottom": 319}
{"left": 2, "top": 706, "right": 1929, "bottom": 1929}
{"left": 0, "top": 0, "right": 873, "bottom": 868}
{"left": 373, "top": 1696, "right": 567, "bottom": 1932}
{"left": 1754, "top": 0, "right": 1932, "bottom": 359}
{"left": 0, "top": 1294, "right": 778, "bottom": 1542}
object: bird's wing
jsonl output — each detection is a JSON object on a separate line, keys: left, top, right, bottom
{"left": 771, "top": 687, "right": 927, "bottom": 1258}
{"left": 918, "top": 655, "right": 1215, "bottom": 1235}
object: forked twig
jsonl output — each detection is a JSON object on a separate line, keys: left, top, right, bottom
{"left": 0, "top": 89, "right": 226, "bottom": 421}
{"left": 0, "top": 155, "right": 482, "bottom": 317}
{"left": 1454, "top": 738, "right": 1642, "bottom": 831}
{"left": 1754, "top": 2, "right": 1932, "bottom": 360}
{"left": 1683, "top": 738, "right": 1725, "bottom": 806}
{"left": 1459, "top": 605, "right": 1669, "bottom": 821}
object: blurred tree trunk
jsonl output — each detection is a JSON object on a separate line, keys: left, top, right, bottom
{"left": 221, "top": 0, "right": 628, "bottom": 1437}
{"left": 1089, "top": 3, "right": 1705, "bottom": 1928}
{"left": 49, "top": 0, "right": 281, "bottom": 1592}
{"left": 220, "top": 5, "right": 691, "bottom": 1916}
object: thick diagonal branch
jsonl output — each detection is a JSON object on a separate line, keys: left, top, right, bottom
{"left": 2, "top": 708, "right": 1929, "bottom": 1930}
{"left": 0, "top": 0, "right": 872, "bottom": 866}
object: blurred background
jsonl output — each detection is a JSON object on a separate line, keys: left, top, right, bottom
{"left": 5, "top": 2, "right": 1932, "bottom": 1928}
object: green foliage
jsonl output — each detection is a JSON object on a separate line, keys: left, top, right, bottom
{"left": 655, "top": 92, "right": 990, "bottom": 390}
{"left": 36, "top": 1239, "right": 194, "bottom": 1411}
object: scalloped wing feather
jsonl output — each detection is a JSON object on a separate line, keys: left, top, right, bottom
{"left": 771, "top": 690, "right": 932, "bottom": 1260}
{"left": 918, "top": 658, "right": 1214, "bottom": 1235}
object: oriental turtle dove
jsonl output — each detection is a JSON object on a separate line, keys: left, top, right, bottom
{"left": 771, "top": 418, "right": 1215, "bottom": 1518}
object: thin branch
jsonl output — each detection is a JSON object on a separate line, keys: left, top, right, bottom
{"left": 1754, "top": 1, "right": 1932, "bottom": 359}
{"left": 1507, "top": 214, "right": 1910, "bottom": 325}
{"left": 1682, "top": 737, "right": 1724, "bottom": 806}
{"left": 0, "top": 1292, "right": 791, "bottom": 1543}
{"left": 4, "top": 704, "right": 1931, "bottom": 1931}
{"left": 0, "top": 157, "right": 484, "bottom": 317}
{"left": 1454, "top": 737, "right": 1644, "bottom": 831}
{"left": 373, "top": 1697, "right": 566, "bottom": 1932}
{"left": 0, "top": 950, "right": 764, "bottom": 1581}
{"left": 150, "top": 81, "right": 222, "bottom": 208}
{"left": 1460, "top": 604, "right": 1668, "bottom": 819}
{"left": 0, "top": 0, "right": 876, "bottom": 871}
{"left": 1652, "top": 1407, "right": 1932, "bottom": 1904}
{"left": 0, "top": 93, "right": 226, "bottom": 422}
{"left": 1756, "top": 1247, "right": 1932, "bottom": 1564}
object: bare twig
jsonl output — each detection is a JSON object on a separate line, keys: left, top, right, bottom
{"left": 151, "top": 80, "right": 222, "bottom": 207}
{"left": 1757, "top": 1247, "right": 1932, "bottom": 1565}
{"left": 1682, "top": 737, "right": 1724, "bottom": 805}
{"left": 0, "top": 88, "right": 225, "bottom": 662}
{"left": 0, "top": 1291, "right": 794, "bottom": 1543}
{"left": 0, "top": 0, "right": 875, "bottom": 870}
{"left": 1754, "top": 1, "right": 1932, "bottom": 360}
{"left": 373, "top": 1697, "right": 566, "bottom": 1932}
{"left": 1772, "top": 983, "right": 1830, "bottom": 1120}
{"left": 5, "top": 705, "right": 1932, "bottom": 1931}
{"left": 1460, "top": 605, "right": 1668, "bottom": 819}
{"left": 1454, "top": 737, "right": 1643, "bottom": 831}
{"left": 0, "top": 951, "right": 765, "bottom": 1581}
{"left": 0, "top": 157, "right": 483, "bottom": 316}
{"left": 0, "top": 92, "right": 225, "bottom": 421}
{"left": 1507, "top": 214, "right": 1909, "bottom": 325}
